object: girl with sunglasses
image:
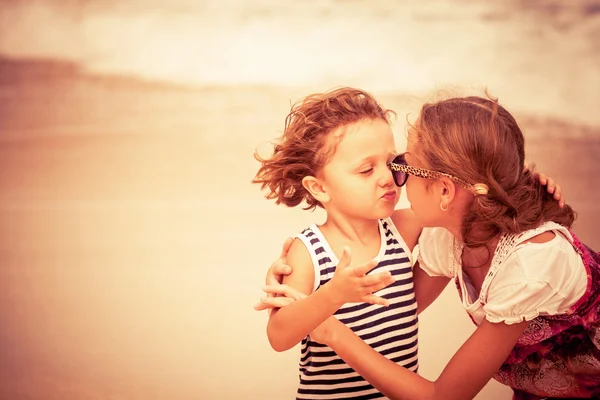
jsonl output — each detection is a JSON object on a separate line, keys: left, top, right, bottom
{"left": 257, "top": 95, "right": 597, "bottom": 399}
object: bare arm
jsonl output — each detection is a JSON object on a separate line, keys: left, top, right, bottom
{"left": 320, "top": 317, "right": 528, "bottom": 400}
{"left": 413, "top": 262, "right": 450, "bottom": 315}
{"left": 390, "top": 209, "right": 450, "bottom": 315}
{"left": 267, "top": 239, "right": 342, "bottom": 352}
{"left": 391, "top": 208, "right": 421, "bottom": 252}
{"left": 266, "top": 239, "right": 394, "bottom": 351}
{"left": 310, "top": 232, "right": 565, "bottom": 399}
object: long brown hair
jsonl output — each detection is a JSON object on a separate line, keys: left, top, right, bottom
{"left": 253, "top": 87, "right": 394, "bottom": 210}
{"left": 409, "top": 95, "right": 576, "bottom": 255}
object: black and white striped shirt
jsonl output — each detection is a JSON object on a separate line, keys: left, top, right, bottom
{"left": 294, "top": 217, "right": 419, "bottom": 400}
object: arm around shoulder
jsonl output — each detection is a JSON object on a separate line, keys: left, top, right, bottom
{"left": 276, "top": 238, "right": 315, "bottom": 295}
{"left": 321, "top": 314, "right": 529, "bottom": 400}
{"left": 267, "top": 238, "right": 314, "bottom": 351}
{"left": 266, "top": 238, "right": 342, "bottom": 352}
{"left": 413, "top": 262, "right": 450, "bottom": 315}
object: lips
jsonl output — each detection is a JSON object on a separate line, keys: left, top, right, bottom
{"left": 381, "top": 190, "right": 397, "bottom": 200}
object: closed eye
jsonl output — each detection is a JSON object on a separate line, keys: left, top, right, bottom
{"left": 359, "top": 168, "right": 373, "bottom": 175}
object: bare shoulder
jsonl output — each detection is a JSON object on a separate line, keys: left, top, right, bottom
{"left": 391, "top": 208, "right": 423, "bottom": 251}
{"left": 523, "top": 231, "right": 556, "bottom": 244}
{"left": 283, "top": 238, "right": 316, "bottom": 295}
{"left": 287, "top": 238, "right": 313, "bottom": 267}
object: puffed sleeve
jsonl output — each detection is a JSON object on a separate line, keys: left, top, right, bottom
{"left": 483, "top": 242, "right": 586, "bottom": 324}
{"left": 483, "top": 280, "right": 557, "bottom": 324}
{"left": 416, "top": 227, "right": 455, "bottom": 278}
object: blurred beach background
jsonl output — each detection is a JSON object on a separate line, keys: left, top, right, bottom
{"left": 0, "top": 1, "right": 599, "bottom": 399}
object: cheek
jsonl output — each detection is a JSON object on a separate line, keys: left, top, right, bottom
{"left": 326, "top": 176, "right": 361, "bottom": 198}
{"left": 405, "top": 179, "right": 417, "bottom": 202}
{"left": 405, "top": 178, "right": 430, "bottom": 209}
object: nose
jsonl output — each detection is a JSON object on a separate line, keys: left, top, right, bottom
{"left": 378, "top": 168, "right": 395, "bottom": 188}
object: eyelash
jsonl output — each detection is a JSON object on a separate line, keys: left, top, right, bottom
{"left": 360, "top": 157, "right": 396, "bottom": 175}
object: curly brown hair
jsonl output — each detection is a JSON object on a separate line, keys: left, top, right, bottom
{"left": 253, "top": 87, "right": 394, "bottom": 210}
{"left": 409, "top": 95, "right": 576, "bottom": 261}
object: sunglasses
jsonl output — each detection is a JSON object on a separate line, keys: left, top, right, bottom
{"left": 388, "top": 153, "right": 472, "bottom": 188}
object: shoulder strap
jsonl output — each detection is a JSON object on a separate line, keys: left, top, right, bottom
{"left": 295, "top": 225, "right": 333, "bottom": 292}
{"left": 381, "top": 217, "right": 413, "bottom": 264}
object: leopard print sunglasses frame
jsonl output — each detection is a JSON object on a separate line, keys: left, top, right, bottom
{"left": 388, "top": 153, "right": 472, "bottom": 189}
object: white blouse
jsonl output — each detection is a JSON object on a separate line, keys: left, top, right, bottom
{"left": 417, "top": 222, "right": 588, "bottom": 325}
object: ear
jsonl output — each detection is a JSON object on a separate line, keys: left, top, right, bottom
{"left": 437, "top": 177, "right": 457, "bottom": 207}
{"left": 302, "top": 176, "right": 331, "bottom": 204}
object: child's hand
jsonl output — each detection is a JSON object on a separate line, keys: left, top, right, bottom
{"left": 537, "top": 173, "right": 565, "bottom": 208}
{"left": 525, "top": 162, "right": 565, "bottom": 208}
{"left": 265, "top": 237, "right": 294, "bottom": 285}
{"left": 255, "top": 283, "right": 307, "bottom": 310}
{"left": 257, "top": 283, "right": 345, "bottom": 346}
{"left": 325, "top": 247, "right": 395, "bottom": 307}
{"left": 254, "top": 237, "right": 294, "bottom": 312}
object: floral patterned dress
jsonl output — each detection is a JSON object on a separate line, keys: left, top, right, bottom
{"left": 500, "top": 232, "right": 600, "bottom": 399}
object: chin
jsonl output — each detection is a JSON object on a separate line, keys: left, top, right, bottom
{"left": 378, "top": 206, "right": 397, "bottom": 219}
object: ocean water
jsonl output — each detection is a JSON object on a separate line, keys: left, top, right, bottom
{"left": 1, "top": 0, "right": 600, "bottom": 125}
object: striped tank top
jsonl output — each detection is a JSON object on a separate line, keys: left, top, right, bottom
{"left": 294, "top": 217, "right": 418, "bottom": 400}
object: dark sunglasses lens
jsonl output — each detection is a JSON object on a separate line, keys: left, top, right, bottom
{"left": 391, "top": 154, "right": 408, "bottom": 187}
{"left": 393, "top": 154, "right": 407, "bottom": 165}
{"left": 393, "top": 170, "right": 407, "bottom": 187}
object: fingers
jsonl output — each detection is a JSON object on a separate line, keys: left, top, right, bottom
{"left": 272, "top": 237, "right": 295, "bottom": 278}
{"left": 265, "top": 262, "right": 286, "bottom": 296}
{"left": 254, "top": 284, "right": 304, "bottom": 311}
{"left": 359, "top": 274, "right": 396, "bottom": 307}
{"left": 361, "top": 294, "right": 390, "bottom": 307}
{"left": 543, "top": 177, "right": 566, "bottom": 207}
{"left": 537, "top": 173, "right": 566, "bottom": 208}
{"left": 552, "top": 185, "right": 561, "bottom": 199}
{"left": 554, "top": 186, "right": 565, "bottom": 208}
{"left": 265, "top": 237, "right": 295, "bottom": 287}
{"left": 359, "top": 271, "right": 394, "bottom": 286}
{"left": 266, "top": 258, "right": 293, "bottom": 289}
{"left": 546, "top": 177, "right": 562, "bottom": 200}
{"left": 254, "top": 296, "right": 295, "bottom": 311}
{"left": 280, "top": 237, "right": 294, "bottom": 258}
{"left": 337, "top": 246, "right": 352, "bottom": 270}
{"left": 263, "top": 284, "right": 307, "bottom": 301}
{"left": 364, "top": 274, "right": 396, "bottom": 293}
{"left": 352, "top": 257, "right": 381, "bottom": 277}
{"left": 545, "top": 176, "right": 555, "bottom": 194}
{"left": 271, "top": 260, "right": 292, "bottom": 279}
{"left": 254, "top": 301, "right": 271, "bottom": 311}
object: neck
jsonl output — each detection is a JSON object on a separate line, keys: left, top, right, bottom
{"left": 321, "top": 212, "right": 380, "bottom": 246}
{"left": 445, "top": 217, "right": 500, "bottom": 270}
{"left": 441, "top": 212, "right": 465, "bottom": 242}
{"left": 443, "top": 190, "right": 474, "bottom": 241}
